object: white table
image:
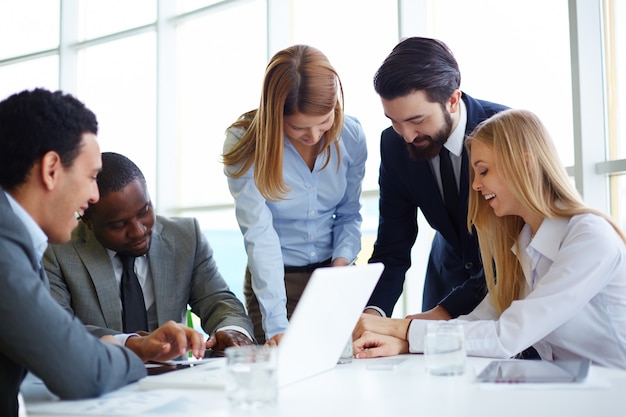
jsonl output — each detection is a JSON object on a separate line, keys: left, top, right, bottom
{"left": 22, "top": 355, "right": 626, "bottom": 417}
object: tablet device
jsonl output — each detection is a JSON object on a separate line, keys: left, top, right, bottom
{"left": 476, "top": 359, "right": 591, "bottom": 383}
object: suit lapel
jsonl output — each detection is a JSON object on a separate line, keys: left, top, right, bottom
{"left": 76, "top": 223, "right": 124, "bottom": 330}
{"left": 148, "top": 220, "right": 178, "bottom": 326}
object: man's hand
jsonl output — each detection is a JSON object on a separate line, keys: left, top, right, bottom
{"left": 353, "top": 331, "right": 408, "bottom": 358}
{"left": 125, "top": 320, "right": 205, "bottom": 362}
{"left": 405, "top": 305, "right": 451, "bottom": 320}
{"left": 265, "top": 333, "right": 283, "bottom": 347}
{"left": 353, "top": 313, "right": 411, "bottom": 340}
{"left": 206, "top": 330, "right": 253, "bottom": 353}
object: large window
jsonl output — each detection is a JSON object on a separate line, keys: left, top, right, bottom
{"left": 0, "top": 0, "right": 623, "bottom": 316}
{"left": 605, "top": 0, "right": 626, "bottom": 230}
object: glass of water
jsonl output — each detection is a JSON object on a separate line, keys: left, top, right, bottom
{"left": 424, "top": 322, "right": 466, "bottom": 376}
{"left": 225, "top": 345, "right": 278, "bottom": 409}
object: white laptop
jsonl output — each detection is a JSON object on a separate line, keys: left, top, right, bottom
{"left": 276, "top": 262, "right": 384, "bottom": 386}
{"left": 140, "top": 262, "right": 384, "bottom": 390}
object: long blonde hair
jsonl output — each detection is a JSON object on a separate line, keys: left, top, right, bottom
{"left": 466, "top": 109, "right": 626, "bottom": 314}
{"left": 222, "top": 45, "right": 344, "bottom": 201}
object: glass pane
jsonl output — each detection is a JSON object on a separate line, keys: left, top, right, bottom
{"left": 187, "top": 209, "right": 247, "bottom": 303}
{"left": 176, "top": 0, "right": 267, "bottom": 208}
{"left": 612, "top": 174, "right": 626, "bottom": 231}
{"left": 77, "top": 0, "right": 156, "bottom": 40}
{"left": 291, "top": 0, "right": 399, "bottom": 192}
{"left": 0, "top": 56, "right": 59, "bottom": 101}
{"left": 607, "top": 0, "right": 625, "bottom": 160}
{"left": 177, "top": 0, "right": 224, "bottom": 14}
{"left": 0, "top": 0, "right": 60, "bottom": 60}
{"left": 76, "top": 32, "right": 157, "bottom": 200}
{"left": 427, "top": 0, "right": 573, "bottom": 166}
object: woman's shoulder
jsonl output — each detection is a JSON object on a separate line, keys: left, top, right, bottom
{"left": 567, "top": 212, "right": 624, "bottom": 247}
{"left": 569, "top": 212, "right": 614, "bottom": 229}
{"left": 341, "top": 114, "right": 366, "bottom": 143}
{"left": 223, "top": 125, "right": 247, "bottom": 153}
{"left": 343, "top": 114, "right": 363, "bottom": 130}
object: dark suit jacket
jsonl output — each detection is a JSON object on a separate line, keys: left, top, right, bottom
{"left": 368, "top": 93, "right": 508, "bottom": 317}
{"left": 0, "top": 189, "right": 145, "bottom": 417}
{"left": 43, "top": 216, "right": 253, "bottom": 339}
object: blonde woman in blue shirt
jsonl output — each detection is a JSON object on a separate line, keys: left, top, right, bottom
{"left": 352, "top": 109, "right": 626, "bottom": 369}
{"left": 223, "top": 45, "right": 367, "bottom": 345}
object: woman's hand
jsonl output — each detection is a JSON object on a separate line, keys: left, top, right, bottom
{"left": 353, "top": 331, "right": 409, "bottom": 358}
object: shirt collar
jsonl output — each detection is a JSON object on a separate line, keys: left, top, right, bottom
{"left": 445, "top": 99, "right": 467, "bottom": 158}
{"left": 527, "top": 217, "right": 569, "bottom": 261}
{"left": 3, "top": 190, "right": 48, "bottom": 261}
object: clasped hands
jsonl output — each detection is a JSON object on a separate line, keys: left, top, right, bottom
{"left": 351, "top": 313, "right": 411, "bottom": 358}
{"left": 352, "top": 305, "right": 451, "bottom": 358}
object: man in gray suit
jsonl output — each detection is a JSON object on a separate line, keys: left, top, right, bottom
{"left": 44, "top": 152, "right": 254, "bottom": 352}
{"left": 0, "top": 89, "right": 205, "bottom": 417}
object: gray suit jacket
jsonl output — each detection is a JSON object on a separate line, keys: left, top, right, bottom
{"left": 0, "top": 190, "right": 145, "bottom": 417}
{"left": 43, "top": 215, "right": 253, "bottom": 338}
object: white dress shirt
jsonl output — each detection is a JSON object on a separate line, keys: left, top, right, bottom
{"left": 408, "top": 213, "right": 626, "bottom": 369}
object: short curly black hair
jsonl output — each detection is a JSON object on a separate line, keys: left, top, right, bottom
{"left": 96, "top": 152, "right": 145, "bottom": 197}
{"left": 0, "top": 88, "right": 98, "bottom": 189}
{"left": 83, "top": 152, "right": 146, "bottom": 218}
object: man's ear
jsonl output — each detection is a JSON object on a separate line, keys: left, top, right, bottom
{"left": 40, "top": 151, "right": 62, "bottom": 191}
{"left": 448, "top": 89, "right": 462, "bottom": 114}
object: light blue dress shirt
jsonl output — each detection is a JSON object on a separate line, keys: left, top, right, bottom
{"left": 224, "top": 115, "right": 367, "bottom": 338}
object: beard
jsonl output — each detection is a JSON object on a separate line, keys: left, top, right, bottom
{"left": 406, "top": 109, "right": 454, "bottom": 160}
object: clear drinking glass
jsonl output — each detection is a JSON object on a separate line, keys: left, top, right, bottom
{"left": 337, "top": 336, "right": 353, "bottom": 364}
{"left": 225, "top": 345, "right": 278, "bottom": 409}
{"left": 424, "top": 322, "right": 466, "bottom": 376}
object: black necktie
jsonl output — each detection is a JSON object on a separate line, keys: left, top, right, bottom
{"left": 440, "top": 147, "right": 460, "bottom": 231}
{"left": 119, "top": 254, "right": 148, "bottom": 332}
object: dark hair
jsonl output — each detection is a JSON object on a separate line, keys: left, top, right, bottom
{"left": 83, "top": 152, "right": 145, "bottom": 218}
{"left": 0, "top": 88, "right": 98, "bottom": 189}
{"left": 96, "top": 152, "right": 145, "bottom": 197}
{"left": 373, "top": 37, "right": 461, "bottom": 105}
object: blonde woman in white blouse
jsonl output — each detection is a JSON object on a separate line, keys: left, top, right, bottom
{"left": 353, "top": 109, "right": 626, "bottom": 370}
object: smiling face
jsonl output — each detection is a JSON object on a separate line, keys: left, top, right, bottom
{"left": 381, "top": 89, "right": 459, "bottom": 160}
{"left": 283, "top": 111, "right": 335, "bottom": 152}
{"left": 45, "top": 133, "right": 101, "bottom": 244}
{"left": 470, "top": 140, "right": 526, "bottom": 219}
{"left": 85, "top": 179, "right": 156, "bottom": 257}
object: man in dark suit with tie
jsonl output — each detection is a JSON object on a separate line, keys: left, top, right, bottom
{"left": 364, "top": 37, "right": 508, "bottom": 320}
{"left": 0, "top": 89, "right": 205, "bottom": 417}
{"left": 44, "top": 152, "right": 254, "bottom": 352}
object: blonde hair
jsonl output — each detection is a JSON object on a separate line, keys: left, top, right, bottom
{"left": 222, "top": 45, "right": 344, "bottom": 201}
{"left": 466, "top": 109, "right": 626, "bottom": 314}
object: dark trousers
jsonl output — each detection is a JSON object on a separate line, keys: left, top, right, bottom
{"left": 244, "top": 258, "right": 331, "bottom": 344}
